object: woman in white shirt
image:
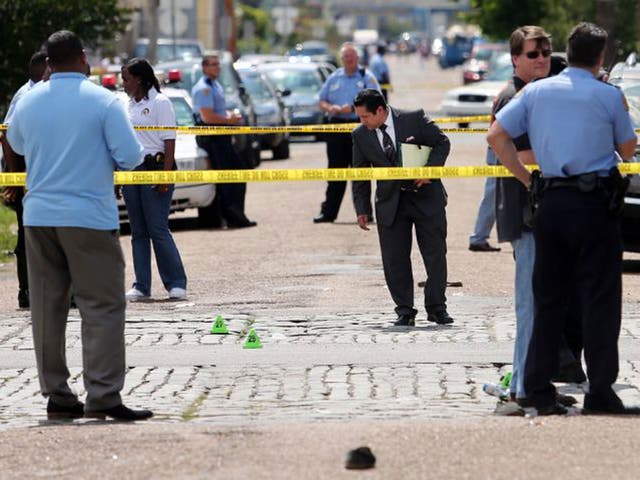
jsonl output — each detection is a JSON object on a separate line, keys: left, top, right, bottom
{"left": 121, "top": 58, "right": 187, "bottom": 301}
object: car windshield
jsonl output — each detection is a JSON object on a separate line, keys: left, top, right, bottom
{"left": 134, "top": 44, "right": 202, "bottom": 63}
{"left": 622, "top": 83, "right": 640, "bottom": 126}
{"left": 264, "top": 68, "right": 321, "bottom": 94}
{"left": 238, "top": 71, "right": 273, "bottom": 100}
{"left": 474, "top": 48, "right": 497, "bottom": 61}
{"left": 168, "top": 96, "right": 194, "bottom": 126}
{"left": 289, "top": 46, "right": 327, "bottom": 56}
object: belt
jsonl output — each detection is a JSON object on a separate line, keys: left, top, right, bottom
{"left": 543, "top": 173, "right": 608, "bottom": 193}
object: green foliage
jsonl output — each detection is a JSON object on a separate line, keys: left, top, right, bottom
{"left": 466, "top": 0, "right": 635, "bottom": 59}
{"left": 0, "top": 0, "right": 132, "bottom": 117}
{"left": 0, "top": 205, "right": 17, "bottom": 262}
{"left": 237, "top": 3, "right": 274, "bottom": 53}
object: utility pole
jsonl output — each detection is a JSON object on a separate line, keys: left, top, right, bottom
{"left": 596, "top": 0, "right": 616, "bottom": 66}
{"left": 223, "top": 0, "right": 237, "bottom": 56}
{"left": 148, "top": 0, "right": 159, "bottom": 64}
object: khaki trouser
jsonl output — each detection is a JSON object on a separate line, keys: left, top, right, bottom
{"left": 26, "top": 226, "right": 126, "bottom": 411}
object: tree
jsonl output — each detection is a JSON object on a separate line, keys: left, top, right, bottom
{"left": 466, "top": 0, "right": 636, "bottom": 62}
{"left": 0, "top": 0, "right": 132, "bottom": 117}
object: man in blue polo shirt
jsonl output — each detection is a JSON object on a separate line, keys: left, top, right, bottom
{"left": 7, "top": 30, "right": 152, "bottom": 421}
{"left": 488, "top": 23, "right": 638, "bottom": 416}
{"left": 313, "top": 42, "right": 380, "bottom": 223}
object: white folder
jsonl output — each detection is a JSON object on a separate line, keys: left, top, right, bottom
{"left": 400, "top": 142, "right": 431, "bottom": 167}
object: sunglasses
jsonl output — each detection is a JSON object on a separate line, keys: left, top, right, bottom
{"left": 525, "top": 49, "right": 552, "bottom": 59}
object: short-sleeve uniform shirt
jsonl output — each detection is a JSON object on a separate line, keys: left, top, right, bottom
{"left": 497, "top": 67, "right": 636, "bottom": 178}
{"left": 127, "top": 87, "right": 176, "bottom": 156}
{"left": 319, "top": 67, "right": 380, "bottom": 120}
{"left": 191, "top": 75, "right": 226, "bottom": 123}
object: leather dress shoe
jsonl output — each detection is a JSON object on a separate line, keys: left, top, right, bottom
{"left": 535, "top": 402, "right": 569, "bottom": 416}
{"left": 427, "top": 311, "right": 454, "bottom": 325}
{"left": 47, "top": 398, "right": 85, "bottom": 420}
{"left": 227, "top": 219, "right": 257, "bottom": 228}
{"left": 393, "top": 314, "right": 415, "bottom": 326}
{"left": 85, "top": 403, "right": 153, "bottom": 421}
{"left": 313, "top": 213, "right": 334, "bottom": 223}
{"left": 556, "top": 393, "right": 578, "bottom": 406}
{"left": 18, "top": 290, "right": 29, "bottom": 309}
{"left": 468, "top": 242, "right": 501, "bottom": 252}
{"left": 583, "top": 393, "right": 640, "bottom": 415}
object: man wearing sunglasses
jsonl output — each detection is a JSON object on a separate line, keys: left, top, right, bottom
{"left": 490, "top": 26, "right": 555, "bottom": 415}
{"left": 489, "top": 23, "right": 638, "bottom": 415}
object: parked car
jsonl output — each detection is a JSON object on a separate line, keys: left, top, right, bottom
{"left": 114, "top": 88, "right": 218, "bottom": 226}
{"left": 155, "top": 54, "right": 261, "bottom": 167}
{"left": 440, "top": 57, "right": 512, "bottom": 126}
{"left": 131, "top": 38, "right": 204, "bottom": 63}
{"left": 607, "top": 71, "right": 640, "bottom": 251}
{"left": 462, "top": 43, "right": 508, "bottom": 84}
{"left": 235, "top": 63, "right": 291, "bottom": 160}
{"left": 258, "top": 62, "right": 325, "bottom": 136}
{"left": 287, "top": 41, "right": 338, "bottom": 67}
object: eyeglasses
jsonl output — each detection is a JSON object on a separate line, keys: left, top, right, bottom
{"left": 525, "top": 49, "right": 552, "bottom": 59}
{"left": 203, "top": 62, "right": 220, "bottom": 67}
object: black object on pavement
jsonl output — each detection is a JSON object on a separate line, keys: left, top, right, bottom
{"left": 345, "top": 446, "right": 376, "bottom": 470}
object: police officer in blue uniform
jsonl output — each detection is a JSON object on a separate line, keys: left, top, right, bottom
{"left": 192, "top": 51, "right": 256, "bottom": 228}
{"left": 313, "top": 43, "right": 380, "bottom": 223}
{"left": 488, "top": 23, "right": 639, "bottom": 415}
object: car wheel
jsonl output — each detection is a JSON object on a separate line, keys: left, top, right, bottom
{"left": 272, "top": 139, "right": 290, "bottom": 160}
{"left": 458, "top": 122, "right": 469, "bottom": 128}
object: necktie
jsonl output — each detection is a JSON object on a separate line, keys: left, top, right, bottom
{"left": 379, "top": 124, "right": 396, "bottom": 164}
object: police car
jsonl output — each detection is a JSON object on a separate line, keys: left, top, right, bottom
{"left": 607, "top": 72, "right": 640, "bottom": 251}
{"left": 440, "top": 52, "right": 512, "bottom": 126}
{"left": 112, "top": 87, "right": 218, "bottom": 226}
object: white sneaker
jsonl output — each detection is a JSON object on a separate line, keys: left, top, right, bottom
{"left": 126, "top": 288, "right": 149, "bottom": 302}
{"left": 168, "top": 287, "right": 187, "bottom": 299}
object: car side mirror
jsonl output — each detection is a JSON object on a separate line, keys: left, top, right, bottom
{"left": 238, "top": 85, "right": 247, "bottom": 97}
{"left": 278, "top": 88, "right": 291, "bottom": 97}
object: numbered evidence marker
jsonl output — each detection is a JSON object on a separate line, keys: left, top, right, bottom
{"left": 211, "top": 315, "right": 229, "bottom": 334}
{"left": 243, "top": 328, "right": 263, "bottom": 349}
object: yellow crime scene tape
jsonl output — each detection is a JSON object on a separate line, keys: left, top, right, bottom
{"left": 3, "top": 163, "right": 640, "bottom": 186}
{"left": 0, "top": 115, "right": 492, "bottom": 134}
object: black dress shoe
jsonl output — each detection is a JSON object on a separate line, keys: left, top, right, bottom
{"left": 536, "top": 402, "right": 569, "bottom": 416}
{"left": 85, "top": 403, "right": 153, "bottom": 421}
{"left": 227, "top": 219, "right": 257, "bottom": 228}
{"left": 427, "top": 311, "right": 454, "bottom": 325}
{"left": 313, "top": 213, "right": 334, "bottom": 223}
{"left": 47, "top": 398, "right": 85, "bottom": 420}
{"left": 583, "top": 393, "right": 640, "bottom": 415}
{"left": 18, "top": 290, "right": 29, "bottom": 309}
{"left": 556, "top": 393, "right": 578, "bottom": 406}
{"left": 469, "top": 242, "right": 501, "bottom": 252}
{"left": 393, "top": 314, "right": 415, "bottom": 326}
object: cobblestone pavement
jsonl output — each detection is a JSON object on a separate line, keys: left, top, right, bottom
{"left": 2, "top": 295, "right": 640, "bottom": 431}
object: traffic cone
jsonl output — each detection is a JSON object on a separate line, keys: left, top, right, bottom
{"left": 243, "top": 328, "right": 262, "bottom": 349}
{"left": 211, "top": 315, "right": 228, "bottom": 334}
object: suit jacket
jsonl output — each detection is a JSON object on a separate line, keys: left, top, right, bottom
{"left": 352, "top": 108, "right": 451, "bottom": 227}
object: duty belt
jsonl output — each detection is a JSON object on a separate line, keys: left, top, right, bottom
{"left": 542, "top": 172, "right": 608, "bottom": 193}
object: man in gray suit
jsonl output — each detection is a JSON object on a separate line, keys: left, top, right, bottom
{"left": 352, "top": 89, "right": 453, "bottom": 326}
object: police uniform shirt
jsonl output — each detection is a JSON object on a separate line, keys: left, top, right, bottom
{"left": 319, "top": 67, "right": 380, "bottom": 120}
{"left": 497, "top": 67, "right": 636, "bottom": 177}
{"left": 127, "top": 87, "right": 176, "bottom": 156}
{"left": 191, "top": 75, "right": 226, "bottom": 123}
